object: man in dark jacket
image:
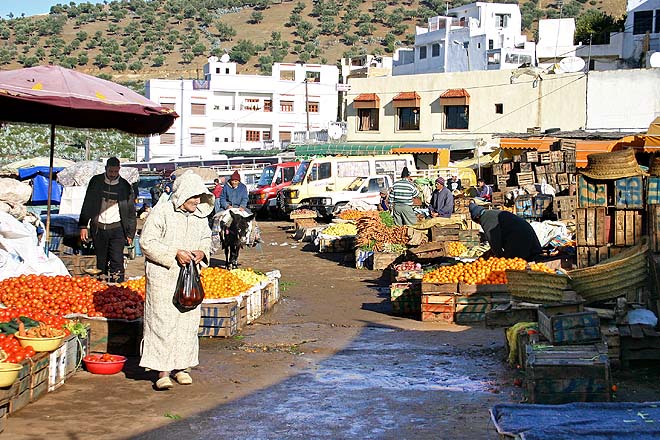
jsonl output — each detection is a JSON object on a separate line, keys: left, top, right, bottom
{"left": 428, "top": 177, "right": 454, "bottom": 218}
{"left": 79, "top": 157, "right": 137, "bottom": 282}
{"left": 469, "top": 202, "right": 541, "bottom": 261}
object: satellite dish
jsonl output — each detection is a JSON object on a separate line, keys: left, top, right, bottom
{"left": 558, "top": 56, "right": 586, "bottom": 73}
{"left": 220, "top": 54, "right": 230, "bottom": 63}
{"left": 328, "top": 125, "right": 343, "bottom": 140}
{"left": 650, "top": 52, "right": 660, "bottom": 68}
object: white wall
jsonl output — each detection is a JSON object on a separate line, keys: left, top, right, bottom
{"left": 586, "top": 68, "right": 660, "bottom": 131}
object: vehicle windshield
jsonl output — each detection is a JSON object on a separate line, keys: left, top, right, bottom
{"left": 292, "top": 161, "right": 310, "bottom": 184}
{"left": 137, "top": 176, "right": 161, "bottom": 191}
{"left": 257, "top": 165, "right": 277, "bottom": 187}
{"left": 345, "top": 177, "right": 366, "bottom": 191}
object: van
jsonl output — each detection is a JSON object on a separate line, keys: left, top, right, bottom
{"left": 211, "top": 165, "right": 267, "bottom": 192}
{"left": 248, "top": 161, "right": 300, "bottom": 216}
{"left": 280, "top": 154, "right": 416, "bottom": 213}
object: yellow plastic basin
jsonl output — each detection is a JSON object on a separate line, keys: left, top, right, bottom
{"left": 0, "top": 363, "right": 22, "bottom": 387}
{"left": 14, "top": 333, "right": 65, "bottom": 352}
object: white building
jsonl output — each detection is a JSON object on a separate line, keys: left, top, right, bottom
{"left": 392, "top": 2, "right": 536, "bottom": 75}
{"left": 144, "top": 58, "right": 340, "bottom": 160}
{"left": 575, "top": 0, "right": 660, "bottom": 70}
{"left": 536, "top": 19, "right": 579, "bottom": 68}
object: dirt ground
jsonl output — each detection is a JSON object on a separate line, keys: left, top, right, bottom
{"left": 3, "top": 220, "right": 660, "bottom": 439}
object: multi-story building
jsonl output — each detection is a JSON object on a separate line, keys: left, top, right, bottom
{"left": 575, "top": 0, "right": 659, "bottom": 70}
{"left": 144, "top": 57, "right": 340, "bottom": 160}
{"left": 392, "top": 2, "right": 537, "bottom": 75}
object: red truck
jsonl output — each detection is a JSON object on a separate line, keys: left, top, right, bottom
{"left": 248, "top": 161, "right": 300, "bottom": 218}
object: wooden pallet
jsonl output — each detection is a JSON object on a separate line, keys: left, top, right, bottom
{"left": 516, "top": 172, "right": 535, "bottom": 186}
{"left": 575, "top": 207, "right": 609, "bottom": 246}
{"left": 613, "top": 209, "right": 643, "bottom": 246}
{"left": 620, "top": 324, "right": 660, "bottom": 368}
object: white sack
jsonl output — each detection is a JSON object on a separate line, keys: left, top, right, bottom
{"left": 0, "top": 178, "right": 32, "bottom": 204}
{"left": 530, "top": 220, "right": 569, "bottom": 247}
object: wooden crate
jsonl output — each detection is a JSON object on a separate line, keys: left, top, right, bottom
{"left": 421, "top": 282, "right": 458, "bottom": 294}
{"left": 548, "top": 162, "right": 564, "bottom": 174}
{"left": 559, "top": 139, "right": 577, "bottom": 152}
{"left": 614, "top": 176, "right": 644, "bottom": 209}
{"left": 318, "top": 236, "right": 355, "bottom": 253}
{"left": 421, "top": 294, "right": 455, "bottom": 322}
{"left": 372, "top": 251, "right": 404, "bottom": 270}
{"left": 647, "top": 177, "right": 660, "bottom": 205}
{"left": 557, "top": 173, "right": 569, "bottom": 185}
{"left": 59, "top": 255, "right": 97, "bottom": 277}
{"left": 576, "top": 245, "right": 610, "bottom": 269}
{"left": 648, "top": 204, "right": 660, "bottom": 253}
{"left": 458, "top": 229, "right": 480, "bottom": 247}
{"left": 525, "top": 344, "right": 611, "bottom": 404}
{"left": 80, "top": 317, "right": 143, "bottom": 356}
{"left": 534, "top": 164, "right": 546, "bottom": 174}
{"left": 538, "top": 308, "right": 601, "bottom": 345}
{"left": 515, "top": 195, "right": 534, "bottom": 218}
{"left": 578, "top": 175, "right": 607, "bottom": 207}
{"left": 65, "top": 329, "right": 90, "bottom": 379}
{"left": 496, "top": 175, "right": 510, "bottom": 190}
{"left": 553, "top": 195, "right": 577, "bottom": 220}
{"left": 575, "top": 207, "right": 609, "bottom": 246}
{"left": 539, "top": 152, "right": 551, "bottom": 164}
{"left": 516, "top": 172, "right": 535, "bottom": 186}
{"left": 491, "top": 191, "right": 504, "bottom": 205}
{"left": 430, "top": 224, "right": 461, "bottom": 242}
{"left": 198, "top": 300, "right": 239, "bottom": 337}
{"left": 458, "top": 283, "right": 510, "bottom": 296}
{"left": 535, "top": 172, "right": 547, "bottom": 184}
{"left": 261, "top": 278, "right": 280, "bottom": 314}
{"left": 619, "top": 324, "right": 660, "bottom": 367}
{"left": 519, "top": 162, "right": 533, "bottom": 173}
{"left": 533, "top": 194, "right": 553, "bottom": 218}
{"left": 455, "top": 296, "right": 491, "bottom": 324}
{"left": 485, "top": 302, "right": 538, "bottom": 328}
{"left": 613, "top": 209, "right": 643, "bottom": 246}
{"left": 550, "top": 151, "right": 564, "bottom": 162}
{"left": 10, "top": 353, "right": 49, "bottom": 414}
{"left": 49, "top": 344, "right": 67, "bottom": 392}
{"left": 522, "top": 151, "right": 538, "bottom": 163}
{"left": 390, "top": 282, "right": 421, "bottom": 318}
{"left": 566, "top": 162, "right": 577, "bottom": 174}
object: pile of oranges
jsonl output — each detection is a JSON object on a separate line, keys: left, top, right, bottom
{"left": 423, "top": 257, "right": 553, "bottom": 285}
{"left": 200, "top": 267, "right": 250, "bottom": 299}
{"left": 118, "top": 277, "right": 146, "bottom": 298}
{"left": 445, "top": 242, "right": 468, "bottom": 257}
{"left": 338, "top": 210, "right": 379, "bottom": 220}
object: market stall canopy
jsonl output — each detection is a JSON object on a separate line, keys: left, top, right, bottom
{"left": 1, "top": 157, "right": 74, "bottom": 174}
{"left": 610, "top": 117, "right": 660, "bottom": 153}
{"left": 0, "top": 65, "right": 177, "bottom": 135}
{"left": 58, "top": 161, "right": 140, "bottom": 186}
{"left": 171, "top": 166, "right": 218, "bottom": 182}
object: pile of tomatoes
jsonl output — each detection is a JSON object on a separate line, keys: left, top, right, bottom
{"left": 0, "top": 274, "right": 145, "bottom": 321}
{"left": 422, "top": 257, "right": 553, "bottom": 285}
{"left": 0, "top": 333, "right": 37, "bottom": 363}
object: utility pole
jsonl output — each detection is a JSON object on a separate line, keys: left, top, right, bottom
{"left": 304, "top": 78, "right": 310, "bottom": 141}
{"left": 85, "top": 138, "right": 90, "bottom": 161}
{"left": 180, "top": 78, "right": 185, "bottom": 157}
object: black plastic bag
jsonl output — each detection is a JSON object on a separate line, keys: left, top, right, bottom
{"left": 173, "top": 261, "right": 205, "bottom": 310}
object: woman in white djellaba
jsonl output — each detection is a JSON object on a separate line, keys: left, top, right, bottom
{"left": 139, "top": 170, "right": 213, "bottom": 390}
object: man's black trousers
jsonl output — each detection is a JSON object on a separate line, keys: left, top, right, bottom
{"left": 92, "top": 227, "right": 125, "bottom": 282}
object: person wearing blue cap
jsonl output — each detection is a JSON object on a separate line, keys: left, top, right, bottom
{"left": 428, "top": 177, "right": 453, "bottom": 218}
{"left": 469, "top": 202, "right": 541, "bottom": 261}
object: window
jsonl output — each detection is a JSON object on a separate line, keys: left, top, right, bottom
{"left": 358, "top": 108, "right": 379, "bottom": 131}
{"left": 225, "top": 68, "right": 230, "bottom": 74}
{"left": 495, "top": 14, "right": 509, "bottom": 28}
{"left": 160, "top": 133, "right": 175, "bottom": 144}
{"left": 419, "top": 46, "right": 427, "bottom": 60}
{"left": 305, "top": 71, "right": 321, "bottom": 83}
{"left": 488, "top": 39, "right": 494, "bottom": 50}
{"left": 488, "top": 52, "right": 501, "bottom": 65}
{"left": 432, "top": 43, "right": 440, "bottom": 57}
{"left": 245, "top": 130, "right": 260, "bottom": 142}
{"left": 656, "top": 10, "right": 660, "bottom": 33}
{"left": 264, "top": 100, "right": 272, "bottom": 112}
{"left": 243, "top": 98, "right": 260, "bottom": 111}
{"left": 337, "top": 161, "right": 369, "bottom": 177}
{"left": 398, "top": 107, "right": 420, "bottom": 131}
{"left": 307, "top": 102, "right": 319, "bottom": 113}
{"left": 214, "top": 137, "right": 220, "bottom": 142}
{"left": 279, "top": 131, "right": 291, "bottom": 141}
{"left": 213, "top": 105, "right": 220, "bottom": 110}
{"left": 280, "top": 70, "right": 295, "bottom": 81}
{"left": 375, "top": 160, "right": 407, "bottom": 178}
{"left": 495, "top": 103, "right": 503, "bottom": 114}
{"left": 280, "top": 100, "right": 293, "bottom": 112}
{"left": 161, "top": 102, "right": 175, "bottom": 110}
{"left": 191, "top": 103, "right": 205, "bottom": 115}
{"left": 310, "top": 162, "right": 331, "bottom": 181}
{"left": 445, "top": 105, "right": 469, "bottom": 130}
{"left": 283, "top": 166, "right": 296, "bottom": 182}
{"left": 633, "top": 11, "right": 653, "bottom": 34}
{"left": 263, "top": 131, "right": 271, "bottom": 141}
{"left": 190, "top": 133, "right": 205, "bottom": 145}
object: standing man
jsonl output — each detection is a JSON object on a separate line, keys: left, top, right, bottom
{"left": 79, "top": 157, "right": 136, "bottom": 282}
{"left": 475, "top": 178, "right": 492, "bottom": 202}
{"left": 447, "top": 174, "right": 462, "bottom": 192}
{"left": 150, "top": 181, "right": 163, "bottom": 206}
{"left": 389, "top": 167, "right": 419, "bottom": 226}
{"left": 428, "top": 177, "right": 454, "bottom": 218}
{"left": 469, "top": 202, "right": 541, "bottom": 261}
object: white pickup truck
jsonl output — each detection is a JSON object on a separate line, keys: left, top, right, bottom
{"left": 304, "top": 175, "right": 393, "bottom": 218}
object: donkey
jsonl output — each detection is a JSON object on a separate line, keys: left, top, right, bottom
{"left": 221, "top": 210, "right": 254, "bottom": 269}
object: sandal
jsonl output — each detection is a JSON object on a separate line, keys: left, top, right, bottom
{"left": 174, "top": 371, "right": 193, "bottom": 385}
{"left": 156, "top": 376, "right": 174, "bottom": 390}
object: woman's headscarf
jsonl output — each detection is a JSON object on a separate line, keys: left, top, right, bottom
{"left": 170, "top": 170, "right": 214, "bottom": 217}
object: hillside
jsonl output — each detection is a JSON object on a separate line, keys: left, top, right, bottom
{"left": 0, "top": 0, "right": 627, "bottom": 83}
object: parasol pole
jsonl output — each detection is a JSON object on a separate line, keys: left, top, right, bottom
{"left": 45, "top": 124, "right": 55, "bottom": 253}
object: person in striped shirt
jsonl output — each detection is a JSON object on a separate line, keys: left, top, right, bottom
{"left": 390, "top": 167, "right": 419, "bottom": 226}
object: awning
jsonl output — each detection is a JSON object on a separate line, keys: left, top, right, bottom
{"left": 452, "top": 151, "right": 499, "bottom": 169}
{"left": 353, "top": 93, "right": 380, "bottom": 109}
{"left": 440, "top": 88, "right": 470, "bottom": 105}
{"left": 391, "top": 147, "right": 443, "bottom": 154}
{"left": 294, "top": 143, "right": 402, "bottom": 157}
{"left": 499, "top": 138, "right": 556, "bottom": 150}
{"left": 392, "top": 91, "right": 421, "bottom": 108}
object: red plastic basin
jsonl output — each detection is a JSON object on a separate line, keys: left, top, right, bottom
{"left": 83, "top": 354, "right": 127, "bottom": 375}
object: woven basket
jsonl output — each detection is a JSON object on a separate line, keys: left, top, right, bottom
{"left": 505, "top": 270, "right": 569, "bottom": 303}
{"left": 568, "top": 239, "right": 649, "bottom": 303}
{"left": 580, "top": 149, "right": 646, "bottom": 180}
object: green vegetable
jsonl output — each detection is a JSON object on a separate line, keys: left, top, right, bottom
{"left": 64, "top": 321, "right": 88, "bottom": 338}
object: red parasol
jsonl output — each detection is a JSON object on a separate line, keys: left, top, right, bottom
{"left": 0, "top": 65, "right": 178, "bottom": 247}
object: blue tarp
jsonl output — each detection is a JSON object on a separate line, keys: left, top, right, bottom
{"left": 491, "top": 402, "right": 660, "bottom": 440}
{"left": 31, "top": 174, "right": 63, "bottom": 204}
{"left": 17, "top": 166, "right": 64, "bottom": 180}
